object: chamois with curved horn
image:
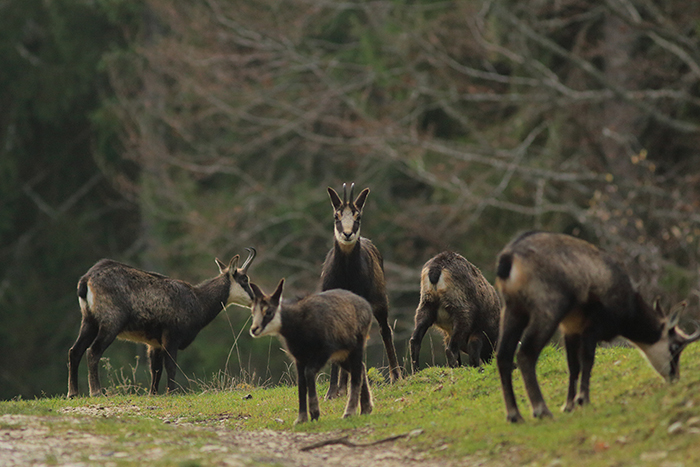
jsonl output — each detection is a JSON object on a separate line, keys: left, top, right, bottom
{"left": 495, "top": 232, "right": 700, "bottom": 423}
{"left": 321, "top": 183, "right": 400, "bottom": 399}
{"left": 68, "top": 248, "right": 256, "bottom": 397}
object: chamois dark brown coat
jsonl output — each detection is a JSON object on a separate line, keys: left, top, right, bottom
{"left": 249, "top": 280, "right": 373, "bottom": 424}
{"left": 495, "top": 231, "right": 700, "bottom": 423}
{"left": 410, "top": 251, "right": 500, "bottom": 373}
{"left": 320, "top": 183, "right": 400, "bottom": 399}
{"left": 68, "top": 249, "right": 256, "bottom": 397}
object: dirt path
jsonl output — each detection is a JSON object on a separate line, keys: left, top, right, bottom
{"left": 0, "top": 413, "right": 467, "bottom": 467}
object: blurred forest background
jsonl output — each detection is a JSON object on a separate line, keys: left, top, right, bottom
{"left": 3, "top": 0, "right": 700, "bottom": 400}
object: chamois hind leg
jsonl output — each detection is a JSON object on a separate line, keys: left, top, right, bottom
{"left": 496, "top": 306, "right": 528, "bottom": 423}
{"left": 86, "top": 327, "right": 120, "bottom": 397}
{"left": 517, "top": 306, "right": 564, "bottom": 420}
{"left": 67, "top": 317, "right": 99, "bottom": 398}
{"left": 374, "top": 302, "right": 401, "bottom": 382}
{"left": 410, "top": 299, "right": 438, "bottom": 373}
{"left": 340, "top": 350, "right": 364, "bottom": 418}
{"left": 147, "top": 346, "right": 164, "bottom": 395}
{"left": 359, "top": 362, "right": 373, "bottom": 415}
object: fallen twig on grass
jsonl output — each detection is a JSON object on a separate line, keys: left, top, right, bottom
{"left": 300, "top": 429, "right": 424, "bottom": 452}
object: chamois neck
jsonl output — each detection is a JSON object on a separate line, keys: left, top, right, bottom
{"left": 193, "top": 275, "right": 231, "bottom": 321}
{"left": 622, "top": 301, "right": 664, "bottom": 345}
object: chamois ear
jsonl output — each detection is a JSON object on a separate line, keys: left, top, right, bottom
{"left": 271, "top": 278, "right": 285, "bottom": 304}
{"left": 227, "top": 255, "right": 240, "bottom": 272}
{"left": 250, "top": 282, "right": 265, "bottom": 299}
{"left": 328, "top": 187, "right": 343, "bottom": 210}
{"left": 215, "top": 258, "right": 228, "bottom": 274}
{"left": 651, "top": 296, "right": 664, "bottom": 317}
{"left": 354, "top": 187, "right": 370, "bottom": 211}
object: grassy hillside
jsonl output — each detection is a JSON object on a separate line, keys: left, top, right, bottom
{"left": 3, "top": 344, "right": 700, "bottom": 466}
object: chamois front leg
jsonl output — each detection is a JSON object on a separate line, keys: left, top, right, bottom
{"left": 304, "top": 365, "right": 321, "bottom": 422}
{"left": 163, "top": 340, "right": 180, "bottom": 394}
{"left": 575, "top": 336, "right": 597, "bottom": 407}
{"left": 325, "top": 365, "right": 348, "bottom": 400}
{"left": 467, "top": 333, "right": 484, "bottom": 369}
{"left": 325, "top": 364, "right": 341, "bottom": 400}
{"left": 148, "top": 346, "right": 164, "bottom": 396}
{"left": 295, "top": 363, "right": 309, "bottom": 425}
{"left": 562, "top": 334, "right": 581, "bottom": 412}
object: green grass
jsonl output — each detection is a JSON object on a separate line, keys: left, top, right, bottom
{"left": 4, "top": 344, "right": 700, "bottom": 466}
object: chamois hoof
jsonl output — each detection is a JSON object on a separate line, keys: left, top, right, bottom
{"left": 574, "top": 395, "right": 589, "bottom": 407}
{"left": 532, "top": 407, "right": 553, "bottom": 419}
{"left": 506, "top": 412, "right": 524, "bottom": 423}
{"left": 294, "top": 414, "right": 309, "bottom": 425}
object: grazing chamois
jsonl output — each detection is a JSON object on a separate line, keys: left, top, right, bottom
{"left": 321, "top": 183, "right": 400, "bottom": 399}
{"left": 68, "top": 248, "right": 256, "bottom": 397}
{"left": 410, "top": 251, "right": 500, "bottom": 373}
{"left": 495, "top": 231, "right": 700, "bottom": 423}
{"left": 249, "top": 279, "right": 373, "bottom": 424}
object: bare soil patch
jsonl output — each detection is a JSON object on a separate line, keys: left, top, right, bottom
{"left": 0, "top": 412, "right": 473, "bottom": 467}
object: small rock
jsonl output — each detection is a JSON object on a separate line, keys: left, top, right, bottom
{"left": 686, "top": 416, "right": 700, "bottom": 427}
{"left": 640, "top": 451, "right": 668, "bottom": 462}
{"left": 668, "top": 421, "right": 684, "bottom": 435}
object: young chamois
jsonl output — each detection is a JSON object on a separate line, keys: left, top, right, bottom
{"left": 68, "top": 248, "right": 256, "bottom": 397}
{"left": 495, "top": 231, "right": 700, "bottom": 423}
{"left": 410, "top": 251, "right": 500, "bottom": 373}
{"left": 249, "top": 279, "right": 373, "bottom": 424}
{"left": 321, "top": 183, "right": 400, "bottom": 399}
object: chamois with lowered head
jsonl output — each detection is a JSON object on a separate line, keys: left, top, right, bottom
{"left": 495, "top": 231, "right": 700, "bottom": 423}
{"left": 321, "top": 183, "right": 400, "bottom": 399}
{"left": 249, "top": 279, "right": 373, "bottom": 424}
{"left": 410, "top": 251, "right": 500, "bottom": 373}
{"left": 68, "top": 248, "right": 256, "bottom": 397}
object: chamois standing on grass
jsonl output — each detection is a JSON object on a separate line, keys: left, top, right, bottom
{"left": 249, "top": 279, "right": 373, "bottom": 424}
{"left": 321, "top": 183, "right": 400, "bottom": 399}
{"left": 410, "top": 251, "right": 500, "bottom": 373}
{"left": 495, "top": 231, "right": 700, "bottom": 423}
{"left": 67, "top": 248, "right": 256, "bottom": 397}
